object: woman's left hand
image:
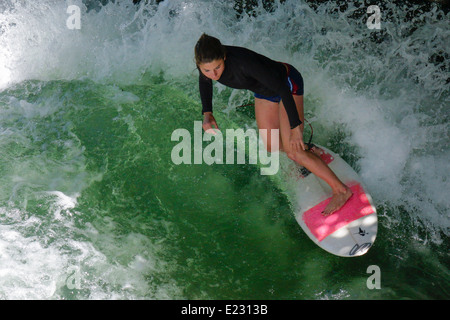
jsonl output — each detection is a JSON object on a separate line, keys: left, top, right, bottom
{"left": 290, "top": 125, "right": 306, "bottom": 152}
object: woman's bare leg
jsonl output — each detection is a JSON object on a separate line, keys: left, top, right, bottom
{"left": 254, "top": 97, "right": 283, "bottom": 153}
{"left": 255, "top": 96, "right": 352, "bottom": 215}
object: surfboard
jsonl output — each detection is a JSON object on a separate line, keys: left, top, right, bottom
{"left": 280, "top": 144, "right": 377, "bottom": 257}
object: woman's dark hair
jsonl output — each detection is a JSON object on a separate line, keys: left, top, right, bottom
{"left": 194, "top": 33, "right": 226, "bottom": 65}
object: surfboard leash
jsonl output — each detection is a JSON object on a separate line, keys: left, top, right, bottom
{"left": 304, "top": 119, "right": 315, "bottom": 151}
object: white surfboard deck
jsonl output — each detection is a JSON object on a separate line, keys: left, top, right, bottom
{"left": 279, "top": 144, "right": 377, "bottom": 257}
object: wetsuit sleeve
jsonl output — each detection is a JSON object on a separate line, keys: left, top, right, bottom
{"left": 246, "top": 63, "right": 302, "bottom": 129}
{"left": 278, "top": 86, "right": 302, "bottom": 129}
{"left": 199, "top": 73, "right": 213, "bottom": 114}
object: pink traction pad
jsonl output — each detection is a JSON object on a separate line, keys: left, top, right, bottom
{"left": 302, "top": 183, "right": 375, "bottom": 242}
{"left": 316, "top": 147, "right": 334, "bottom": 164}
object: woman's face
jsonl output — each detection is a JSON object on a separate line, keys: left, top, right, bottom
{"left": 198, "top": 58, "right": 225, "bottom": 81}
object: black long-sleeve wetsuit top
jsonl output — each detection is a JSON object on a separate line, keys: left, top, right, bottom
{"left": 198, "top": 45, "right": 302, "bottom": 129}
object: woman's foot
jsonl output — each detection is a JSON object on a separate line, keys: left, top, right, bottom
{"left": 322, "top": 186, "right": 353, "bottom": 216}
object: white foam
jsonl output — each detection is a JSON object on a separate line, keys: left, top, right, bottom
{"left": 0, "top": 0, "right": 448, "bottom": 299}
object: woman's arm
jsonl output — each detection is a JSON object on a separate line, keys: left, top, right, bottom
{"left": 199, "top": 74, "right": 213, "bottom": 114}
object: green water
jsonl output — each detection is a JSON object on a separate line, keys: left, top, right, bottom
{"left": 0, "top": 77, "right": 447, "bottom": 299}
{"left": 0, "top": 0, "right": 448, "bottom": 300}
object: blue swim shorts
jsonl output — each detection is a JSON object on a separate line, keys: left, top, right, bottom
{"left": 254, "top": 63, "right": 304, "bottom": 103}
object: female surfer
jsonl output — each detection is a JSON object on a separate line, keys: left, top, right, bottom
{"left": 195, "top": 34, "right": 352, "bottom": 215}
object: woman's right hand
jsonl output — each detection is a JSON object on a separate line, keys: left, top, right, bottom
{"left": 202, "top": 112, "right": 220, "bottom": 134}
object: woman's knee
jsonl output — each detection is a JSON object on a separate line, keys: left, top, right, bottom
{"left": 285, "top": 147, "right": 309, "bottom": 164}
